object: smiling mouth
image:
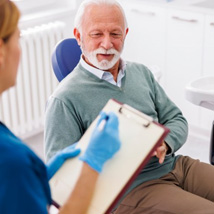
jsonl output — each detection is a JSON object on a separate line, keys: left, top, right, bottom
{"left": 98, "top": 53, "right": 113, "bottom": 56}
{"left": 97, "top": 53, "right": 114, "bottom": 60}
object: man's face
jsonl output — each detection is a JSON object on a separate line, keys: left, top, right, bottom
{"left": 76, "top": 4, "right": 128, "bottom": 70}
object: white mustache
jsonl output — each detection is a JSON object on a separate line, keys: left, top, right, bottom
{"left": 93, "top": 48, "right": 119, "bottom": 55}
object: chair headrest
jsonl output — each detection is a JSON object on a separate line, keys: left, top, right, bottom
{"left": 52, "top": 38, "right": 82, "bottom": 82}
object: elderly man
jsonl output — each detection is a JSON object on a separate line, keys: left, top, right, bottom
{"left": 45, "top": 0, "right": 214, "bottom": 213}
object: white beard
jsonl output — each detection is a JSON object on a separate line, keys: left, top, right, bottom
{"left": 82, "top": 47, "right": 122, "bottom": 70}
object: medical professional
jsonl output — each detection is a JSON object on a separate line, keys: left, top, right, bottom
{"left": 0, "top": 0, "right": 121, "bottom": 213}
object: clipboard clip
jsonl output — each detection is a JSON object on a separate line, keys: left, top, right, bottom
{"left": 119, "top": 104, "right": 153, "bottom": 128}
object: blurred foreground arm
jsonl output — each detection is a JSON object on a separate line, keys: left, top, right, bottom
{"left": 59, "top": 112, "right": 121, "bottom": 214}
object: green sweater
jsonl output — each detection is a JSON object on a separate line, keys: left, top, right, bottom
{"left": 45, "top": 61, "right": 188, "bottom": 192}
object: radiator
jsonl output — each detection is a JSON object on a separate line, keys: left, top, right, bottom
{"left": 0, "top": 21, "right": 67, "bottom": 139}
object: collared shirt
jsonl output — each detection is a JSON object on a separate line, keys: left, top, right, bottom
{"left": 80, "top": 56, "right": 126, "bottom": 87}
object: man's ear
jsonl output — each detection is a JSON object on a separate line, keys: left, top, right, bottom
{"left": 125, "top": 28, "right": 129, "bottom": 37}
{"left": 73, "top": 28, "right": 82, "bottom": 46}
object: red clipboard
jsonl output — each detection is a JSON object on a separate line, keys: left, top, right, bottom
{"left": 49, "top": 99, "right": 170, "bottom": 213}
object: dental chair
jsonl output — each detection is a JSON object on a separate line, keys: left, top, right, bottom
{"left": 52, "top": 38, "right": 81, "bottom": 82}
{"left": 186, "top": 76, "right": 214, "bottom": 165}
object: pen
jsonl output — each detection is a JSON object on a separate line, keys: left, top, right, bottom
{"left": 98, "top": 116, "right": 108, "bottom": 131}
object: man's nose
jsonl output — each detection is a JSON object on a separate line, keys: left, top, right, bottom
{"left": 100, "top": 35, "right": 113, "bottom": 50}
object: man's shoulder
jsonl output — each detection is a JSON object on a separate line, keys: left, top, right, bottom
{"left": 126, "top": 61, "right": 153, "bottom": 77}
{"left": 51, "top": 66, "right": 87, "bottom": 99}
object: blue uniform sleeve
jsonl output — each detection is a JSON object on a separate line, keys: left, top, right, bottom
{"left": 0, "top": 140, "right": 51, "bottom": 214}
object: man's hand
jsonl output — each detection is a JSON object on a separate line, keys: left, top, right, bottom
{"left": 153, "top": 141, "right": 168, "bottom": 164}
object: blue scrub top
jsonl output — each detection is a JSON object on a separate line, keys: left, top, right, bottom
{"left": 0, "top": 122, "right": 52, "bottom": 214}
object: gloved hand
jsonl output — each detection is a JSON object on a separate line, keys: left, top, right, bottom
{"left": 79, "top": 111, "right": 121, "bottom": 173}
{"left": 46, "top": 143, "right": 81, "bottom": 180}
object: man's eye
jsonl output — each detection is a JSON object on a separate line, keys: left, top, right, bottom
{"left": 90, "top": 33, "right": 102, "bottom": 37}
{"left": 111, "top": 33, "right": 122, "bottom": 38}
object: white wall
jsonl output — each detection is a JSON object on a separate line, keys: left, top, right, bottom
{"left": 16, "top": 0, "right": 79, "bottom": 37}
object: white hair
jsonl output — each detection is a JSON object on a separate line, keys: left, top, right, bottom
{"left": 74, "top": 0, "right": 128, "bottom": 33}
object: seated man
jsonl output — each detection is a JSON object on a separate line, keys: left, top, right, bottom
{"left": 45, "top": 0, "right": 214, "bottom": 213}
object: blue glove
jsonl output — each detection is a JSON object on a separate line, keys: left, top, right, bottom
{"left": 46, "top": 143, "right": 81, "bottom": 180}
{"left": 79, "top": 112, "right": 121, "bottom": 173}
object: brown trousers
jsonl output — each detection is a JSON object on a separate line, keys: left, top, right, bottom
{"left": 113, "top": 156, "right": 214, "bottom": 214}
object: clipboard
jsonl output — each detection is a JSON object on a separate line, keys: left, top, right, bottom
{"left": 49, "top": 99, "right": 170, "bottom": 213}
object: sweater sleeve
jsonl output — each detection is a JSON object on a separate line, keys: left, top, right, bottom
{"left": 151, "top": 73, "right": 188, "bottom": 154}
{"left": 44, "top": 96, "right": 84, "bottom": 160}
